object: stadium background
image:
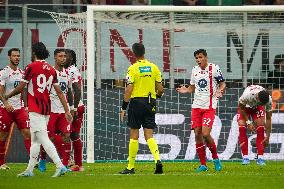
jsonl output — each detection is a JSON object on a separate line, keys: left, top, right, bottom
{"left": 0, "top": 2, "right": 283, "bottom": 163}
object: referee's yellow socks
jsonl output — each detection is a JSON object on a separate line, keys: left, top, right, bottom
{"left": 147, "top": 138, "right": 160, "bottom": 163}
{"left": 127, "top": 139, "right": 139, "bottom": 170}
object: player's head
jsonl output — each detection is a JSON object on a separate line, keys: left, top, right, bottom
{"left": 31, "top": 42, "right": 50, "bottom": 61}
{"left": 132, "top": 43, "right": 145, "bottom": 58}
{"left": 8, "top": 48, "right": 20, "bottom": 66}
{"left": 54, "top": 49, "right": 66, "bottom": 68}
{"left": 258, "top": 90, "right": 270, "bottom": 105}
{"left": 194, "top": 49, "right": 208, "bottom": 69}
{"left": 65, "top": 49, "right": 77, "bottom": 68}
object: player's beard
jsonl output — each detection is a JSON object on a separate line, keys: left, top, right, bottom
{"left": 11, "top": 60, "right": 19, "bottom": 66}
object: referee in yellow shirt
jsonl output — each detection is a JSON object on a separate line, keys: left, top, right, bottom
{"left": 119, "top": 43, "right": 164, "bottom": 174}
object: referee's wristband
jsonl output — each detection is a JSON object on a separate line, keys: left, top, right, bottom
{"left": 121, "top": 100, "right": 129, "bottom": 110}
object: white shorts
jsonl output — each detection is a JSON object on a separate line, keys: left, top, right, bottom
{"left": 29, "top": 112, "right": 50, "bottom": 133}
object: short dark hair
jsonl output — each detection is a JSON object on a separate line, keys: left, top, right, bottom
{"left": 54, "top": 49, "right": 66, "bottom": 56}
{"left": 65, "top": 49, "right": 77, "bottom": 66}
{"left": 258, "top": 90, "right": 270, "bottom": 105}
{"left": 273, "top": 54, "right": 284, "bottom": 69}
{"left": 32, "top": 42, "right": 50, "bottom": 60}
{"left": 194, "top": 49, "right": 207, "bottom": 57}
{"left": 132, "top": 43, "right": 145, "bottom": 58}
{"left": 8, "top": 48, "right": 20, "bottom": 56}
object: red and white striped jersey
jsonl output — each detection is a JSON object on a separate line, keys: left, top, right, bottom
{"left": 50, "top": 68, "right": 71, "bottom": 113}
{"left": 0, "top": 66, "right": 24, "bottom": 109}
{"left": 22, "top": 60, "right": 58, "bottom": 115}
{"left": 190, "top": 63, "right": 224, "bottom": 109}
{"left": 239, "top": 85, "right": 272, "bottom": 111}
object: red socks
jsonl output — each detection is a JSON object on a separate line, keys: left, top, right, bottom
{"left": 239, "top": 126, "right": 248, "bottom": 156}
{"left": 256, "top": 126, "right": 265, "bottom": 155}
{"left": 72, "top": 138, "right": 83, "bottom": 167}
{"left": 24, "top": 139, "right": 31, "bottom": 154}
{"left": 207, "top": 142, "right": 218, "bottom": 159}
{"left": 196, "top": 143, "right": 206, "bottom": 165}
{"left": 62, "top": 141, "right": 71, "bottom": 166}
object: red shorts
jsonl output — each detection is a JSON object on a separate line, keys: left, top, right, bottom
{"left": 237, "top": 105, "right": 265, "bottom": 121}
{"left": 0, "top": 107, "right": 30, "bottom": 132}
{"left": 71, "top": 105, "right": 85, "bottom": 133}
{"left": 47, "top": 112, "right": 71, "bottom": 137}
{"left": 191, "top": 108, "right": 216, "bottom": 129}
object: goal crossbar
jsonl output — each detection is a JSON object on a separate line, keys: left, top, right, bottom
{"left": 87, "top": 5, "right": 284, "bottom": 12}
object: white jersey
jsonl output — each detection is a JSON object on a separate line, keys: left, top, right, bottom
{"left": 66, "top": 65, "right": 83, "bottom": 107}
{"left": 50, "top": 68, "right": 71, "bottom": 113}
{"left": 190, "top": 63, "right": 224, "bottom": 109}
{"left": 0, "top": 66, "right": 24, "bottom": 109}
{"left": 239, "top": 85, "right": 272, "bottom": 111}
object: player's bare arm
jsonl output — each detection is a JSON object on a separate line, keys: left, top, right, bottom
{"left": 176, "top": 84, "right": 195, "bottom": 94}
{"left": 0, "top": 84, "right": 14, "bottom": 112}
{"left": 262, "top": 111, "right": 272, "bottom": 147}
{"left": 120, "top": 84, "right": 133, "bottom": 122}
{"left": 67, "top": 86, "right": 74, "bottom": 117}
{"left": 5, "top": 81, "right": 26, "bottom": 99}
{"left": 54, "top": 84, "right": 73, "bottom": 123}
{"left": 238, "top": 102, "right": 255, "bottom": 132}
{"left": 72, "top": 82, "right": 81, "bottom": 109}
{"left": 216, "top": 81, "right": 226, "bottom": 98}
{"left": 72, "top": 82, "right": 81, "bottom": 119}
{"left": 22, "top": 87, "right": 28, "bottom": 111}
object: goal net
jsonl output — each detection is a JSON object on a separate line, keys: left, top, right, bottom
{"left": 52, "top": 6, "right": 284, "bottom": 163}
{"left": 46, "top": 11, "right": 89, "bottom": 161}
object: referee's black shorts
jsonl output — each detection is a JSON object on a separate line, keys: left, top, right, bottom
{"left": 127, "top": 97, "right": 157, "bottom": 129}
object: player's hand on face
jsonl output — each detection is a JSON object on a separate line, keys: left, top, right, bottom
{"left": 120, "top": 110, "right": 126, "bottom": 122}
{"left": 262, "top": 136, "right": 270, "bottom": 147}
{"left": 247, "top": 123, "right": 255, "bottom": 133}
{"left": 65, "top": 112, "right": 73, "bottom": 123}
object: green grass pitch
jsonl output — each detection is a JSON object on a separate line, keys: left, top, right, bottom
{"left": 0, "top": 161, "right": 283, "bottom": 189}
